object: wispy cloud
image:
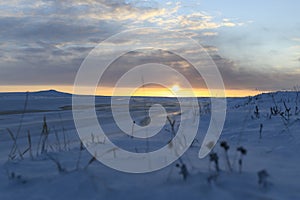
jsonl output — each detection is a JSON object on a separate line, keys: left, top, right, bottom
{"left": 0, "top": 0, "right": 298, "bottom": 92}
{"left": 292, "top": 37, "right": 300, "bottom": 42}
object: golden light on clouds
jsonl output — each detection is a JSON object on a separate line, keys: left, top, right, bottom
{"left": 0, "top": 85, "right": 266, "bottom": 97}
{"left": 96, "top": 85, "right": 266, "bottom": 97}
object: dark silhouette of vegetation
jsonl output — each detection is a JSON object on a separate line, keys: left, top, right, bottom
{"left": 220, "top": 141, "right": 232, "bottom": 172}
{"left": 209, "top": 152, "right": 220, "bottom": 172}
{"left": 237, "top": 146, "right": 247, "bottom": 173}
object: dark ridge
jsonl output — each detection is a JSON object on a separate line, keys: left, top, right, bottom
{"left": 254, "top": 90, "right": 299, "bottom": 99}
{"left": 0, "top": 89, "right": 71, "bottom": 97}
{"left": 30, "top": 89, "right": 71, "bottom": 97}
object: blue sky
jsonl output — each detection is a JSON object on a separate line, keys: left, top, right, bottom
{"left": 0, "top": 0, "right": 300, "bottom": 95}
{"left": 200, "top": 1, "right": 300, "bottom": 67}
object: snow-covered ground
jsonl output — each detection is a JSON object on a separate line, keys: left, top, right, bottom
{"left": 0, "top": 90, "right": 299, "bottom": 200}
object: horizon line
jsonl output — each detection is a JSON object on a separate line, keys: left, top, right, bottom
{"left": 0, "top": 88, "right": 295, "bottom": 98}
{"left": 0, "top": 85, "right": 275, "bottom": 98}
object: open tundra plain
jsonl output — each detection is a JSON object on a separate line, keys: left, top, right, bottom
{"left": 0, "top": 90, "right": 299, "bottom": 200}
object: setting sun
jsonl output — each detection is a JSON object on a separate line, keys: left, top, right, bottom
{"left": 171, "top": 85, "right": 181, "bottom": 93}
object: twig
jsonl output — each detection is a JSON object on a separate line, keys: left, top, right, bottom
{"left": 7, "top": 128, "right": 23, "bottom": 160}
{"left": 27, "top": 130, "right": 33, "bottom": 159}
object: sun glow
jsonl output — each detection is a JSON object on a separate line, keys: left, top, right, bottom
{"left": 0, "top": 85, "right": 267, "bottom": 97}
{"left": 171, "top": 85, "right": 181, "bottom": 93}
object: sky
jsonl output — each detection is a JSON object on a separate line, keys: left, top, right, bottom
{"left": 1, "top": 0, "right": 300, "bottom": 97}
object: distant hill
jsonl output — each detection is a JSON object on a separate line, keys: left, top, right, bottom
{"left": 253, "top": 90, "right": 299, "bottom": 99}
{"left": 30, "top": 89, "right": 72, "bottom": 97}
{"left": 0, "top": 89, "right": 72, "bottom": 97}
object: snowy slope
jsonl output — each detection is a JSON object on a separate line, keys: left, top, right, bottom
{"left": 0, "top": 90, "right": 299, "bottom": 200}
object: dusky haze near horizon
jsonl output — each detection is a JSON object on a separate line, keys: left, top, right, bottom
{"left": 1, "top": 0, "right": 300, "bottom": 97}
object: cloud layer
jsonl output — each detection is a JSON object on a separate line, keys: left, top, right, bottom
{"left": 0, "top": 0, "right": 299, "bottom": 93}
